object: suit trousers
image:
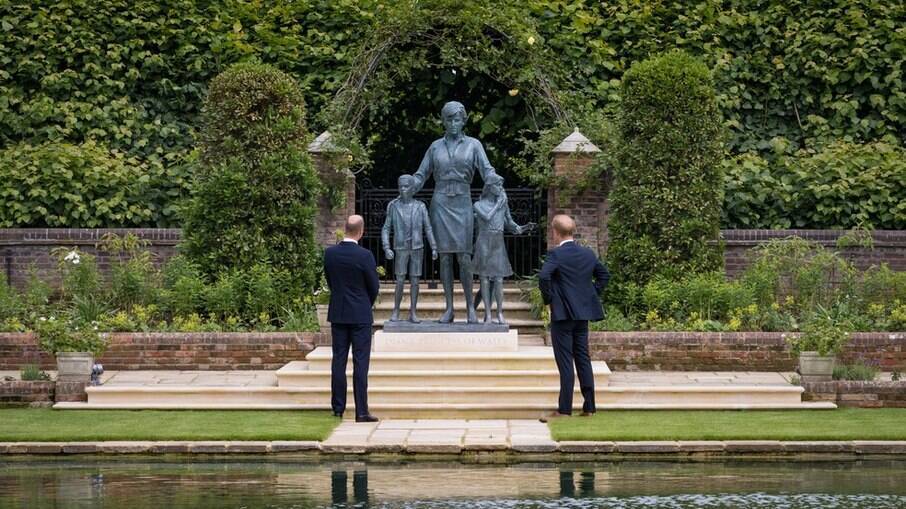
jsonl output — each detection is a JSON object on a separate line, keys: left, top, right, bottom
{"left": 550, "top": 319, "right": 596, "bottom": 414}
{"left": 330, "top": 323, "right": 372, "bottom": 417}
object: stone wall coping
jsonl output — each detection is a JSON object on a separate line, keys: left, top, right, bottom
{"left": 3, "top": 440, "right": 906, "bottom": 455}
{"left": 718, "top": 229, "right": 906, "bottom": 246}
{"left": 0, "top": 228, "right": 182, "bottom": 246}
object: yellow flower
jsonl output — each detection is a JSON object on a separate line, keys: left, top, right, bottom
{"left": 527, "top": 36, "right": 535, "bottom": 45}
{"left": 508, "top": 89, "right": 519, "bottom": 96}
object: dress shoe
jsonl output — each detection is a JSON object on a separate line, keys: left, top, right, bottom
{"left": 355, "top": 414, "right": 379, "bottom": 423}
{"left": 539, "top": 411, "right": 571, "bottom": 423}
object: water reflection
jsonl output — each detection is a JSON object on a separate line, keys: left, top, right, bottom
{"left": 1, "top": 457, "right": 906, "bottom": 508}
{"left": 332, "top": 469, "right": 370, "bottom": 506}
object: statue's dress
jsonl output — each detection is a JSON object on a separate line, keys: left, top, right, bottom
{"left": 412, "top": 135, "right": 497, "bottom": 254}
{"left": 472, "top": 199, "right": 519, "bottom": 278}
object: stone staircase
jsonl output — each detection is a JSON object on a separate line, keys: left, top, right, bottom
{"left": 373, "top": 284, "right": 546, "bottom": 339}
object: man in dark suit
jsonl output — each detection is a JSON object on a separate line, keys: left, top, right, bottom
{"left": 538, "top": 214, "right": 610, "bottom": 422}
{"left": 323, "top": 215, "right": 380, "bottom": 422}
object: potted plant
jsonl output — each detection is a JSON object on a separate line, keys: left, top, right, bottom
{"left": 314, "top": 274, "right": 331, "bottom": 334}
{"left": 786, "top": 307, "right": 852, "bottom": 382}
{"left": 35, "top": 316, "right": 106, "bottom": 382}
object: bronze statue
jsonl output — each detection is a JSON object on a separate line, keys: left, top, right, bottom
{"left": 473, "top": 175, "right": 535, "bottom": 323}
{"left": 410, "top": 101, "right": 499, "bottom": 323}
{"left": 381, "top": 174, "right": 437, "bottom": 323}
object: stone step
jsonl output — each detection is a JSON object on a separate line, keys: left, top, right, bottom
{"left": 275, "top": 361, "right": 610, "bottom": 387}
{"left": 54, "top": 401, "right": 837, "bottom": 419}
{"left": 372, "top": 318, "right": 546, "bottom": 335}
{"left": 305, "top": 346, "right": 559, "bottom": 371}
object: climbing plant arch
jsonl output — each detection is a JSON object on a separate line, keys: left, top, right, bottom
{"left": 319, "top": 0, "right": 573, "bottom": 153}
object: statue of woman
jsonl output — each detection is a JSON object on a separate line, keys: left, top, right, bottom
{"left": 411, "top": 101, "right": 498, "bottom": 323}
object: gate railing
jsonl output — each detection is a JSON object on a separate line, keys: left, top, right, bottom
{"left": 356, "top": 180, "right": 546, "bottom": 282}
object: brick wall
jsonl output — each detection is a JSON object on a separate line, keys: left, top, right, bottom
{"left": 0, "top": 228, "right": 180, "bottom": 289}
{"left": 0, "top": 332, "right": 325, "bottom": 371}
{"left": 590, "top": 332, "right": 906, "bottom": 371}
{"left": 548, "top": 154, "right": 609, "bottom": 254}
{"left": 0, "top": 381, "right": 54, "bottom": 407}
{"left": 803, "top": 380, "right": 906, "bottom": 408}
{"left": 720, "top": 229, "right": 906, "bottom": 278}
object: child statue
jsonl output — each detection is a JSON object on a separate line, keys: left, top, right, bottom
{"left": 381, "top": 174, "right": 438, "bottom": 322}
{"left": 473, "top": 174, "right": 535, "bottom": 324}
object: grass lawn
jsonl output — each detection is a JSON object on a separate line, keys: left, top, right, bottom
{"left": 0, "top": 409, "right": 340, "bottom": 442}
{"left": 548, "top": 408, "right": 906, "bottom": 442}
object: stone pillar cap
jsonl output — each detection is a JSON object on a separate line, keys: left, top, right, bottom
{"left": 308, "top": 131, "right": 339, "bottom": 153}
{"left": 551, "top": 128, "right": 601, "bottom": 154}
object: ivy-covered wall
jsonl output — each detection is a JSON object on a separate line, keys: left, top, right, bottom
{"left": 1, "top": 0, "right": 903, "bottom": 227}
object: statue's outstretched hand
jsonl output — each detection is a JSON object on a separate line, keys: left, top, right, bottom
{"left": 384, "top": 249, "right": 395, "bottom": 260}
{"left": 519, "top": 222, "right": 537, "bottom": 234}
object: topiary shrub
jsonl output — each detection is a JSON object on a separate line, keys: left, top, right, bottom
{"left": 181, "top": 62, "right": 322, "bottom": 294}
{"left": 607, "top": 50, "right": 725, "bottom": 296}
{"left": 0, "top": 141, "right": 155, "bottom": 227}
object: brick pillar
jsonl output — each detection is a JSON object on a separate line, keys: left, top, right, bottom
{"left": 547, "top": 129, "right": 609, "bottom": 254}
{"left": 308, "top": 131, "right": 357, "bottom": 248}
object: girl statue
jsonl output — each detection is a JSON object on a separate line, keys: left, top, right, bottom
{"left": 472, "top": 174, "right": 535, "bottom": 323}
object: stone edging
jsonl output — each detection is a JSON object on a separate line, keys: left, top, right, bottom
{"left": 2, "top": 440, "right": 906, "bottom": 455}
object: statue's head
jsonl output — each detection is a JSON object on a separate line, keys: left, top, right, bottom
{"left": 441, "top": 101, "right": 466, "bottom": 137}
{"left": 398, "top": 174, "right": 415, "bottom": 199}
{"left": 483, "top": 173, "right": 504, "bottom": 198}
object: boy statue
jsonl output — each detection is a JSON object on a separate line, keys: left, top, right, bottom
{"left": 381, "top": 174, "right": 438, "bottom": 322}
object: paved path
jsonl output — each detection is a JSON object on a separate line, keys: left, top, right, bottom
{"left": 321, "top": 419, "right": 557, "bottom": 453}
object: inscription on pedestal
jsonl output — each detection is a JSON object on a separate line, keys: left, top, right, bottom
{"left": 373, "top": 330, "right": 519, "bottom": 352}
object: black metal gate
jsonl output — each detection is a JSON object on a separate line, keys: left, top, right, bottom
{"left": 356, "top": 179, "right": 547, "bottom": 282}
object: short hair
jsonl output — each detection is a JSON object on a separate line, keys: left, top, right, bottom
{"left": 345, "top": 215, "right": 364, "bottom": 236}
{"left": 551, "top": 214, "right": 576, "bottom": 237}
{"left": 441, "top": 101, "right": 466, "bottom": 120}
{"left": 398, "top": 174, "right": 414, "bottom": 185}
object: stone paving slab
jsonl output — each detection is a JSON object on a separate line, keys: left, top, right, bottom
{"left": 3, "top": 440, "right": 906, "bottom": 455}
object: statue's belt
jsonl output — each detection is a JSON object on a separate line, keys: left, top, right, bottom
{"left": 436, "top": 179, "right": 469, "bottom": 197}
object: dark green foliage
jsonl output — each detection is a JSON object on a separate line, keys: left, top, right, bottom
{"left": 0, "top": 142, "right": 153, "bottom": 227}
{"left": 181, "top": 63, "right": 322, "bottom": 293}
{"left": 1, "top": 0, "right": 901, "bottom": 226}
{"left": 607, "top": 50, "right": 725, "bottom": 293}
{"left": 723, "top": 141, "right": 906, "bottom": 229}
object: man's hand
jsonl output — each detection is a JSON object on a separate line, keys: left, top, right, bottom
{"left": 384, "top": 249, "right": 395, "bottom": 260}
{"left": 432, "top": 250, "right": 438, "bottom": 260}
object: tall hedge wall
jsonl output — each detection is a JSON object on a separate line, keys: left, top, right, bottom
{"left": 607, "top": 51, "right": 725, "bottom": 291}
{"left": 0, "top": 0, "right": 902, "bottom": 226}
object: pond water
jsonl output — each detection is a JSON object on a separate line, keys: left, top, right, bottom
{"left": 2, "top": 457, "right": 905, "bottom": 508}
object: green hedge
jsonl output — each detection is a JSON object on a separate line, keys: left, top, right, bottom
{"left": 723, "top": 141, "right": 906, "bottom": 229}
{"left": 607, "top": 50, "right": 724, "bottom": 292}
{"left": 181, "top": 63, "right": 322, "bottom": 293}
{"left": 1, "top": 0, "right": 902, "bottom": 227}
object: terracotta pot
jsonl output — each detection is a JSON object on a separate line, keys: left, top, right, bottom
{"left": 799, "top": 351, "right": 835, "bottom": 381}
{"left": 56, "top": 352, "right": 93, "bottom": 382}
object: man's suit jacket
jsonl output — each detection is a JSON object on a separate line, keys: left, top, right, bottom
{"left": 324, "top": 241, "right": 380, "bottom": 324}
{"left": 538, "top": 241, "right": 609, "bottom": 322}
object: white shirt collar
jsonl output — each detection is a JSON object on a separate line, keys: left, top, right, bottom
{"left": 342, "top": 237, "right": 358, "bottom": 244}
{"left": 558, "top": 239, "right": 574, "bottom": 247}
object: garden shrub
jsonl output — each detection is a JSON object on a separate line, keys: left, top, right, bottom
{"left": 0, "top": 141, "right": 155, "bottom": 227}
{"left": 723, "top": 141, "right": 906, "bottom": 229}
{"left": 181, "top": 63, "right": 322, "bottom": 293}
{"left": 607, "top": 50, "right": 725, "bottom": 293}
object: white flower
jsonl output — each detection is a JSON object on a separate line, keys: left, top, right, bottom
{"left": 509, "top": 89, "right": 519, "bottom": 96}
{"left": 72, "top": 258, "right": 80, "bottom": 264}
{"left": 527, "top": 36, "right": 536, "bottom": 45}
{"left": 39, "top": 317, "right": 46, "bottom": 322}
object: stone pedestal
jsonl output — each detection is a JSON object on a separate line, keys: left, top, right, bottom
{"left": 373, "top": 329, "right": 518, "bottom": 353}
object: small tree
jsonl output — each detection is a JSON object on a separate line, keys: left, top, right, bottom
{"left": 182, "top": 63, "right": 322, "bottom": 294}
{"left": 607, "top": 50, "right": 725, "bottom": 296}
